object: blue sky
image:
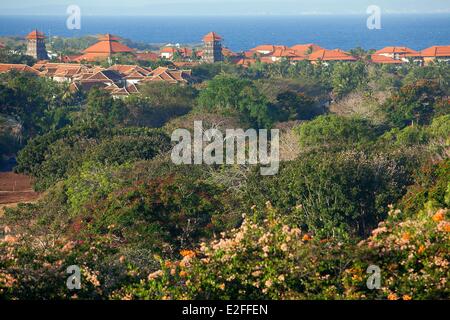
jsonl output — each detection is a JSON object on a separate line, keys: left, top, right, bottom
{"left": 1, "top": 0, "right": 450, "bottom": 16}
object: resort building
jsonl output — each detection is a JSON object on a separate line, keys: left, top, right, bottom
{"left": 0, "top": 63, "right": 40, "bottom": 75}
{"left": 270, "top": 48, "right": 302, "bottom": 62}
{"left": 26, "top": 30, "right": 48, "bottom": 60}
{"left": 143, "top": 66, "right": 192, "bottom": 84}
{"left": 135, "top": 51, "right": 160, "bottom": 62}
{"left": 250, "top": 45, "right": 286, "bottom": 55}
{"left": 73, "top": 34, "right": 134, "bottom": 62}
{"left": 108, "top": 83, "right": 140, "bottom": 99}
{"left": 107, "top": 64, "right": 152, "bottom": 85}
{"left": 160, "top": 47, "right": 194, "bottom": 60}
{"left": 373, "top": 46, "right": 420, "bottom": 62}
{"left": 421, "top": 46, "right": 450, "bottom": 64}
{"left": 308, "top": 49, "right": 357, "bottom": 63}
{"left": 202, "top": 32, "right": 223, "bottom": 63}
{"left": 290, "top": 44, "right": 324, "bottom": 56}
{"left": 370, "top": 54, "right": 404, "bottom": 65}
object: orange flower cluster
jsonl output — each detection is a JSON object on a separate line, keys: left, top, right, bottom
{"left": 180, "top": 249, "right": 196, "bottom": 258}
{"left": 432, "top": 210, "right": 445, "bottom": 222}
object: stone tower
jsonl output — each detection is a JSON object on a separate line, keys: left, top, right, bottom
{"left": 26, "top": 30, "right": 48, "bottom": 60}
{"left": 202, "top": 32, "right": 223, "bottom": 63}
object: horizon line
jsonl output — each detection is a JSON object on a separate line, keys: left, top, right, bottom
{"left": 1, "top": 12, "right": 450, "bottom": 17}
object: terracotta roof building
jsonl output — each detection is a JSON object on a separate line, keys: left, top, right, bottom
{"left": 107, "top": 64, "right": 152, "bottom": 84}
{"left": 370, "top": 54, "right": 404, "bottom": 64}
{"left": 250, "top": 45, "right": 286, "bottom": 55}
{"left": 270, "top": 48, "right": 306, "bottom": 62}
{"left": 160, "top": 47, "right": 195, "bottom": 60}
{"left": 290, "top": 44, "right": 324, "bottom": 56}
{"left": 308, "top": 49, "right": 357, "bottom": 62}
{"left": 74, "top": 34, "right": 134, "bottom": 62}
{"left": 31, "top": 61, "right": 105, "bottom": 82}
{"left": 421, "top": 46, "right": 450, "bottom": 63}
{"left": 421, "top": 45, "right": 450, "bottom": 57}
{"left": 143, "top": 67, "right": 192, "bottom": 84}
{"left": 374, "top": 46, "right": 420, "bottom": 61}
{"left": 26, "top": 30, "right": 48, "bottom": 60}
{"left": 109, "top": 83, "right": 140, "bottom": 98}
{"left": 135, "top": 51, "right": 160, "bottom": 62}
{"left": 0, "top": 63, "right": 41, "bottom": 75}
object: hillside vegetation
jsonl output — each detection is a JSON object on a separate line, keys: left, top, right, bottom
{"left": 0, "top": 58, "right": 449, "bottom": 299}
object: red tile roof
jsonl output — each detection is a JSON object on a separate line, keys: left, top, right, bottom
{"left": 26, "top": 30, "right": 45, "bottom": 40}
{"left": 98, "top": 34, "right": 121, "bottom": 42}
{"left": 111, "top": 83, "right": 140, "bottom": 97}
{"left": 370, "top": 54, "right": 404, "bottom": 64}
{"left": 135, "top": 52, "right": 160, "bottom": 61}
{"left": 0, "top": 63, "right": 40, "bottom": 74}
{"left": 244, "top": 51, "right": 261, "bottom": 58}
{"left": 61, "top": 55, "right": 83, "bottom": 63}
{"left": 35, "top": 63, "right": 87, "bottom": 79}
{"left": 74, "top": 52, "right": 110, "bottom": 62}
{"left": 76, "top": 34, "right": 134, "bottom": 61}
{"left": 203, "top": 32, "right": 222, "bottom": 42}
{"left": 290, "top": 44, "right": 324, "bottom": 55}
{"left": 308, "top": 49, "right": 357, "bottom": 61}
{"left": 84, "top": 38, "right": 134, "bottom": 54}
{"left": 374, "top": 46, "right": 420, "bottom": 57}
{"left": 222, "top": 47, "right": 237, "bottom": 57}
{"left": 421, "top": 45, "right": 450, "bottom": 57}
{"left": 144, "top": 67, "right": 192, "bottom": 84}
{"left": 250, "top": 45, "right": 288, "bottom": 54}
{"left": 161, "top": 47, "right": 179, "bottom": 54}
{"left": 85, "top": 70, "right": 123, "bottom": 83}
{"left": 107, "top": 64, "right": 152, "bottom": 76}
{"left": 271, "top": 48, "right": 303, "bottom": 59}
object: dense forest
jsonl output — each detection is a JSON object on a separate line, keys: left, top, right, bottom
{"left": 0, "top": 57, "right": 449, "bottom": 299}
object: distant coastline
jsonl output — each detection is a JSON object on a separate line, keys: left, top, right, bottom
{"left": 0, "top": 14, "right": 449, "bottom": 51}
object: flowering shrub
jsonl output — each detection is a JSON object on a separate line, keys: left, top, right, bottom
{"left": 112, "top": 201, "right": 449, "bottom": 300}
{"left": 363, "top": 205, "right": 449, "bottom": 300}
{"left": 112, "top": 203, "right": 368, "bottom": 300}
{"left": 0, "top": 226, "right": 152, "bottom": 299}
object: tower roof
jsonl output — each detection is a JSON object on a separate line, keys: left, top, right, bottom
{"left": 203, "top": 32, "right": 222, "bottom": 42}
{"left": 26, "top": 30, "right": 45, "bottom": 40}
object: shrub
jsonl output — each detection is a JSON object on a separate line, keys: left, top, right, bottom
{"left": 295, "top": 115, "right": 380, "bottom": 150}
{"left": 243, "top": 149, "right": 418, "bottom": 238}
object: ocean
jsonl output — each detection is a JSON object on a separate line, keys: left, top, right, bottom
{"left": 0, "top": 14, "right": 449, "bottom": 51}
